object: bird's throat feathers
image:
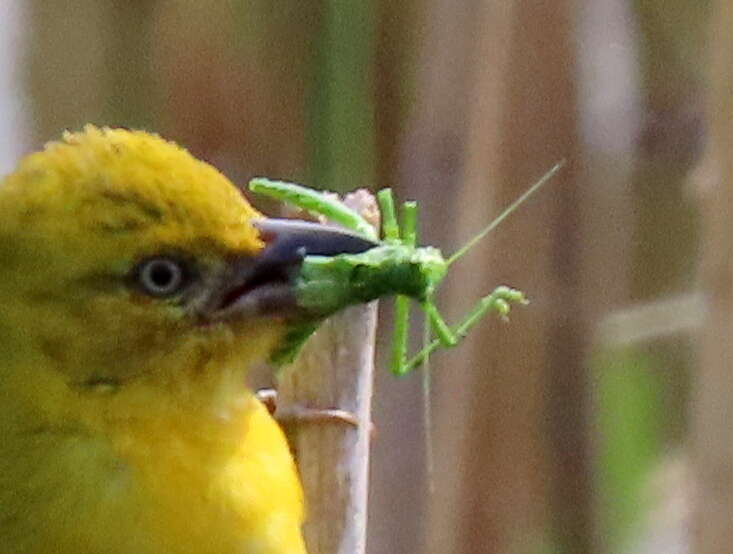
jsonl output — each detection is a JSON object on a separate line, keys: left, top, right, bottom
{"left": 0, "top": 319, "right": 283, "bottom": 437}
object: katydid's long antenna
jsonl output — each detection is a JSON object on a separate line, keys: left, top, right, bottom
{"left": 446, "top": 160, "right": 565, "bottom": 266}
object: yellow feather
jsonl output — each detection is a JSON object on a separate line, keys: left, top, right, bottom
{"left": 0, "top": 126, "right": 306, "bottom": 553}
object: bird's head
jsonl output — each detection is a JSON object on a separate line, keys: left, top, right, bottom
{"left": 0, "top": 126, "right": 372, "bottom": 425}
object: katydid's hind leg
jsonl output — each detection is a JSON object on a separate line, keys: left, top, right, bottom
{"left": 399, "top": 285, "right": 529, "bottom": 374}
{"left": 423, "top": 301, "right": 458, "bottom": 347}
{"left": 255, "top": 388, "right": 376, "bottom": 434}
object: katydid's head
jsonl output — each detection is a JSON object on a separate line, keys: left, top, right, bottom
{"left": 0, "top": 126, "right": 375, "bottom": 401}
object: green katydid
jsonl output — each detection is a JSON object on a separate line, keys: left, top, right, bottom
{"left": 248, "top": 161, "right": 563, "bottom": 375}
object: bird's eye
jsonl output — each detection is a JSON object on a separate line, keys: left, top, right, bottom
{"left": 134, "top": 257, "right": 190, "bottom": 297}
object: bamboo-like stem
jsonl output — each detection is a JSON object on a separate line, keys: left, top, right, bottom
{"left": 693, "top": 1, "right": 733, "bottom": 551}
{"left": 275, "top": 192, "right": 378, "bottom": 554}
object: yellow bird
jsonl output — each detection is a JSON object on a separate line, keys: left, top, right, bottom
{"left": 0, "top": 126, "right": 374, "bottom": 553}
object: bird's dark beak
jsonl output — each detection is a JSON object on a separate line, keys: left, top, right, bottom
{"left": 252, "top": 219, "right": 378, "bottom": 267}
{"left": 206, "top": 219, "right": 378, "bottom": 320}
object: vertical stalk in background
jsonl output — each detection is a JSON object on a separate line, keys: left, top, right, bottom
{"left": 694, "top": 2, "right": 733, "bottom": 551}
{"left": 28, "top": 1, "right": 159, "bottom": 139}
{"left": 308, "top": 0, "right": 376, "bottom": 192}
{"left": 100, "top": 2, "right": 158, "bottom": 129}
{"left": 595, "top": 353, "right": 663, "bottom": 553}
{"left": 379, "top": 1, "right": 479, "bottom": 552}
{"left": 155, "top": 1, "right": 317, "bottom": 181}
{"left": 28, "top": 1, "right": 107, "bottom": 140}
{"left": 424, "top": 2, "right": 599, "bottom": 553}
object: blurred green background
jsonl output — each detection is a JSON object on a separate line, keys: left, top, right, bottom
{"left": 0, "top": 2, "right": 709, "bottom": 553}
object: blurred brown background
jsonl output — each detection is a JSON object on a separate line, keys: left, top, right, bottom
{"left": 2, "top": 1, "right": 724, "bottom": 553}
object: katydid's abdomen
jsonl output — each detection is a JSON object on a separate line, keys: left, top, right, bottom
{"left": 295, "top": 245, "right": 447, "bottom": 318}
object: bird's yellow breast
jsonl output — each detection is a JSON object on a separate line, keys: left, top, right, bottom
{"left": 0, "top": 381, "right": 305, "bottom": 554}
{"left": 111, "top": 392, "right": 306, "bottom": 554}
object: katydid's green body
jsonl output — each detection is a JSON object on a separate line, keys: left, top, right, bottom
{"left": 248, "top": 174, "right": 556, "bottom": 374}
{"left": 296, "top": 245, "right": 445, "bottom": 314}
